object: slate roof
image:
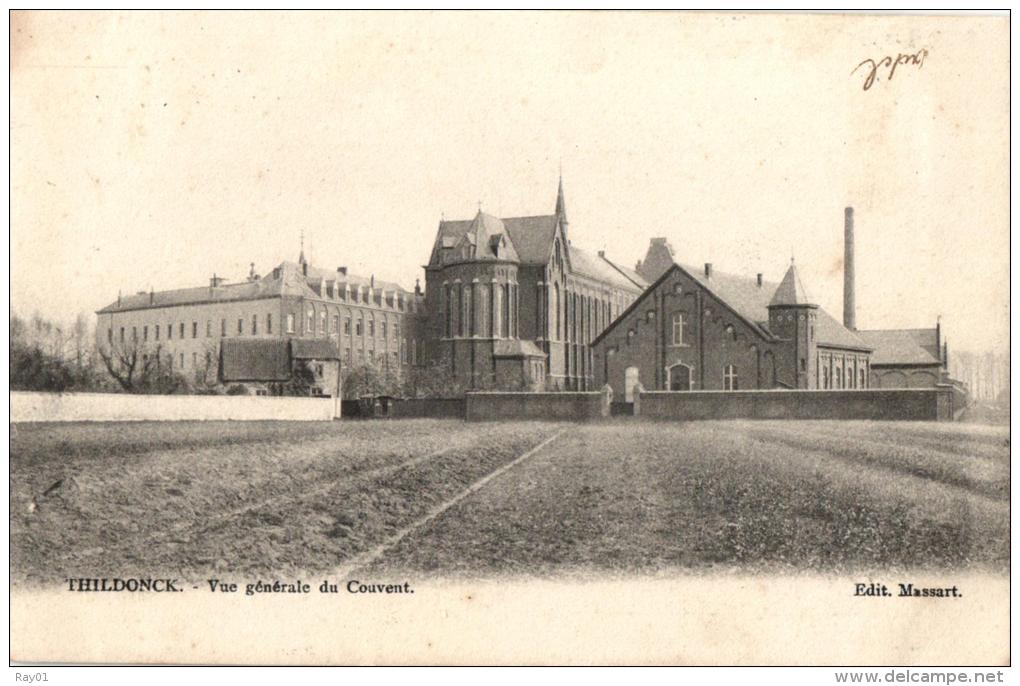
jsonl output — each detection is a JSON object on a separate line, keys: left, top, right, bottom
{"left": 677, "top": 262, "right": 779, "bottom": 336}
{"left": 569, "top": 246, "right": 646, "bottom": 291}
{"left": 430, "top": 209, "right": 642, "bottom": 294}
{"left": 814, "top": 309, "right": 871, "bottom": 351}
{"left": 97, "top": 260, "right": 413, "bottom": 314}
{"left": 501, "top": 215, "right": 560, "bottom": 265}
{"left": 220, "top": 339, "right": 292, "bottom": 382}
{"left": 857, "top": 328, "right": 941, "bottom": 365}
{"left": 291, "top": 338, "right": 341, "bottom": 360}
{"left": 96, "top": 277, "right": 287, "bottom": 314}
{"left": 769, "top": 263, "right": 812, "bottom": 306}
{"left": 600, "top": 255, "right": 649, "bottom": 290}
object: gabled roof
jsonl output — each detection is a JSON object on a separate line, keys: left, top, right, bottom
{"left": 599, "top": 254, "right": 649, "bottom": 290}
{"left": 814, "top": 309, "right": 871, "bottom": 351}
{"left": 677, "top": 262, "right": 778, "bottom": 335}
{"left": 769, "top": 262, "right": 812, "bottom": 306}
{"left": 220, "top": 338, "right": 292, "bottom": 382}
{"left": 569, "top": 246, "right": 646, "bottom": 291}
{"left": 857, "top": 328, "right": 941, "bottom": 365}
{"left": 502, "top": 215, "right": 561, "bottom": 265}
{"left": 592, "top": 260, "right": 869, "bottom": 352}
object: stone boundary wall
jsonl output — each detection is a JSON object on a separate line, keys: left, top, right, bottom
{"left": 466, "top": 390, "right": 611, "bottom": 422}
{"left": 10, "top": 391, "right": 338, "bottom": 423}
{"left": 388, "top": 398, "right": 466, "bottom": 419}
{"left": 636, "top": 388, "right": 954, "bottom": 421}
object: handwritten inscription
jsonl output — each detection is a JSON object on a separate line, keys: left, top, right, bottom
{"left": 852, "top": 48, "right": 929, "bottom": 91}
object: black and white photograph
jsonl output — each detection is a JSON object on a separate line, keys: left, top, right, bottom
{"left": 8, "top": 10, "right": 1010, "bottom": 669}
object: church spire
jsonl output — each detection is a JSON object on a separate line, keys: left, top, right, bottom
{"left": 555, "top": 173, "right": 568, "bottom": 225}
{"left": 298, "top": 229, "right": 307, "bottom": 266}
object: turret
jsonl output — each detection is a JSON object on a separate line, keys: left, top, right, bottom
{"left": 768, "top": 259, "right": 818, "bottom": 389}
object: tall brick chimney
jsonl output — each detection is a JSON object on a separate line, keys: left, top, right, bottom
{"left": 843, "top": 207, "right": 856, "bottom": 331}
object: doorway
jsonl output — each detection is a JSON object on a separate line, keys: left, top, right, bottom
{"left": 624, "top": 366, "right": 640, "bottom": 402}
{"left": 667, "top": 362, "right": 692, "bottom": 391}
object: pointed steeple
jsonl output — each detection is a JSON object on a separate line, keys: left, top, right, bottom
{"left": 298, "top": 229, "right": 307, "bottom": 266}
{"left": 555, "top": 174, "right": 568, "bottom": 225}
{"left": 769, "top": 258, "right": 813, "bottom": 306}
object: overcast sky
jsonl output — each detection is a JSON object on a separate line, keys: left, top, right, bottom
{"left": 10, "top": 11, "right": 1009, "bottom": 354}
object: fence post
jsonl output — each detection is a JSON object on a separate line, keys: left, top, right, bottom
{"left": 632, "top": 383, "right": 645, "bottom": 417}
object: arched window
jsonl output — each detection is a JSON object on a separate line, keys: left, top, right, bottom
{"left": 847, "top": 368, "right": 853, "bottom": 389}
{"left": 553, "top": 283, "right": 561, "bottom": 340}
{"left": 823, "top": 366, "right": 829, "bottom": 389}
{"left": 306, "top": 306, "right": 314, "bottom": 334}
{"left": 860, "top": 368, "right": 866, "bottom": 388}
{"left": 478, "top": 284, "right": 489, "bottom": 337}
{"left": 502, "top": 283, "right": 510, "bottom": 338}
{"left": 451, "top": 285, "right": 461, "bottom": 337}
{"left": 444, "top": 284, "right": 451, "bottom": 337}
{"left": 493, "top": 284, "right": 503, "bottom": 338}
{"left": 724, "top": 364, "right": 738, "bottom": 391}
{"left": 463, "top": 285, "right": 473, "bottom": 337}
{"left": 319, "top": 309, "right": 326, "bottom": 336}
{"left": 672, "top": 313, "right": 684, "bottom": 345}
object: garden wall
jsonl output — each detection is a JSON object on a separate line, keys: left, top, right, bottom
{"left": 10, "top": 391, "right": 338, "bottom": 423}
{"left": 636, "top": 388, "right": 954, "bottom": 422}
{"left": 388, "top": 398, "right": 465, "bottom": 419}
{"left": 466, "top": 391, "right": 610, "bottom": 422}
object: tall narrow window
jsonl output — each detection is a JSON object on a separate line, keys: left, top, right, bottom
{"left": 143, "top": 326, "right": 148, "bottom": 341}
{"left": 344, "top": 317, "right": 351, "bottom": 335}
{"left": 463, "top": 286, "right": 472, "bottom": 337}
{"left": 672, "top": 313, "right": 684, "bottom": 345}
{"left": 554, "top": 283, "right": 561, "bottom": 340}
{"left": 252, "top": 314, "right": 258, "bottom": 335}
{"left": 724, "top": 364, "right": 738, "bottom": 391}
{"left": 444, "top": 284, "right": 451, "bottom": 338}
{"left": 108, "top": 328, "right": 113, "bottom": 344}
{"left": 206, "top": 321, "right": 212, "bottom": 337}
{"left": 286, "top": 314, "right": 295, "bottom": 334}
{"left": 179, "top": 323, "right": 185, "bottom": 338}
{"left": 319, "top": 310, "right": 326, "bottom": 335}
{"left": 167, "top": 324, "right": 172, "bottom": 340}
{"left": 306, "top": 307, "right": 314, "bottom": 334}
{"left": 237, "top": 318, "right": 243, "bottom": 335}
{"left": 155, "top": 325, "right": 160, "bottom": 341}
{"left": 859, "top": 368, "right": 866, "bottom": 388}
{"left": 368, "top": 317, "right": 375, "bottom": 337}
{"left": 221, "top": 319, "right": 227, "bottom": 337}
{"left": 267, "top": 313, "right": 273, "bottom": 334}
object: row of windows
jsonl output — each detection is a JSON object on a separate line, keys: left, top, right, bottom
{"left": 110, "top": 314, "right": 279, "bottom": 345}
{"left": 137, "top": 350, "right": 213, "bottom": 372}
{"left": 548, "top": 283, "right": 621, "bottom": 344}
{"left": 821, "top": 364, "right": 868, "bottom": 389}
{"left": 303, "top": 306, "right": 404, "bottom": 341}
{"left": 443, "top": 282, "right": 517, "bottom": 339}
{"left": 313, "top": 282, "right": 419, "bottom": 313}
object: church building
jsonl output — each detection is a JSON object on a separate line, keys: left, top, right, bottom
{"left": 423, "top": 180, "right": 646, "bottom": 391}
